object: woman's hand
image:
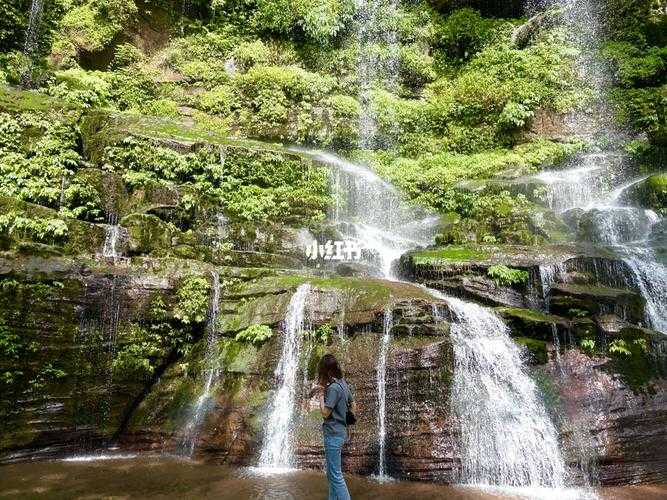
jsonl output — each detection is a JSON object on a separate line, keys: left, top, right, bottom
{"left": 308, "top": 382, "right": 325, "bottom": 399}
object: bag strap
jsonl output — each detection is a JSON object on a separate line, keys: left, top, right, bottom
{"left": 333, "top": 380, "right": 351, "bottom": 407}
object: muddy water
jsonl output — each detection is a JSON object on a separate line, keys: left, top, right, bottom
{"left": 0, "top": 457, "right": 665, "bottom": 500}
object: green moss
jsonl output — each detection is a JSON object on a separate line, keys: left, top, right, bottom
{"left": 411, "top": 245, "right": 490, "bottom": 264}
{"left": 515, "top": 337, "right": 548, "bottom": 364}
{"left": 0, "top": 85, "right": 80, "bottom": 115}
{"left": 496, "top": 307, "right": 561, "bottom": 324}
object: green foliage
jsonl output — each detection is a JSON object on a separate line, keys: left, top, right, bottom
{"left": 234, "top": 64, "right": 335, "bottom": 141}
{"left": 312, "top": 323, "right": 333, "bottom": 344}
{"left": 111, "top": 43, "right": 144, "bottom": 69}
{"left": 609, "top": 339, "right": 631, "bottom": 356}
{"left": 50, "top": 0, "right": 138, "bottom": 67}
{"left": 609, "top": 338, "right": 649, "bottom": 357}
{"left": 436, "top": 8, "right": 501, "bottom": 63}
{"left": 113, "top": 294, "right": 196, "bottom": 377}
{"left": 253, "top": 0, "right": 355, "bottom": 44}
{"left": 580, "top": 338, "right": 596, "bottom": 355}
{"left": 603, "top": 42, "right": 667, "bottom": 87}
{"left": 568, "top": 308, "right": 590, "bottom": 318}
{"left": 487, "top": 265, "right": 529, "bottom": 287}
{"left": 174, "top": 276, "right": 211, "bottom": 324}
{"left": 0, "top": 1, "right": 25, "bottom": 53}
{"left": 103, "top": 138, "right": 330, "bottom": 225}
{"left": 0, "top": 210, "right": 68, "bottom": 245}
{"left": 235, "top": 324, "right": 274, "bottom": 344}
{"left": 0, "top": 111, "right": 102, "bottom": 220}
{"left": 0, "top": 316, "right": 38, "bottom": 387}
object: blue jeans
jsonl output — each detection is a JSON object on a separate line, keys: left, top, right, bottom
{"left": 324, "top": 434, "right": 351, "bottom": 500}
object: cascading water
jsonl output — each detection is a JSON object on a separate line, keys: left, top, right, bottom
{"left": 375, "top": 309, "right": 393, "bottom": 478}
{"left": 291, "top": 148, "right": 439, "bottom": 277}
{"left": 179, "top": 271, "right": 221, "bottom": 457}
{"left": 102, "top": 214, "right": 126, "bottom": 259}
{"left": 258, "top": 283, "right": 311, "bottom": 469}
{"left": 103, "top": 225, "right": 121, "bottom": 258}
{"left": 432, "top": 293, "right": 568, "bottom": 489}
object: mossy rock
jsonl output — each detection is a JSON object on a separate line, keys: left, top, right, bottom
{"left": 0, "top": 196, "right": 106, "bottom": 256}
{"left": 514, "top": 337, "right": 548, "bottom": 365}
{"left": 621, "top": 174, "right": 667, "bottom": 213}
{"left": 121, "top": 213, "right": 178, "bottom": 255}
{"left": 0, "top": 85, "right": 80, "bottom": 119}
{"left": 496, "top": 307, "right": 568, "bottom": 341}
{"left": 549, "top": 284, "right": 645, "bottom": 324}
{"left": 604, "top": 326, "right": 667, "bottom": 391}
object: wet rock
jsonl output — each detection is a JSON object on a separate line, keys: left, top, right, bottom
{"left": 561, "top": 207, "right": 584, "bottom": 231}
{"left": 621, "top": 174, "right": 667, "bottom": 213}
{"left": 577, "top": 207, "right": 658, "bottom": 244}
{"left": 595, "top": 313, "right": 631, "bottom": 337}
{"left": 549, "top": 283, "right": 645, "bottom": 324}
{"left": 548, "top": 350, "right": 667, "bottom": 485}
{"left": 496, "top": 307, "right": 569, "bottom": 341}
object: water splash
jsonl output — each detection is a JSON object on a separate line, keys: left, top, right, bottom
{"left": 432, "top": 291, "right": 568, "bottom": 488}
{"left": 179, "top": 271, "right": 222, "bottom": 457}
{"left": 102, "top": 213, "right": 127, "bottom": 259}
{"left": 258, "top": 284, "right": 311, "bottom": 469}
{"left": 375, "top": 308, "right": 393, "bottom": 478}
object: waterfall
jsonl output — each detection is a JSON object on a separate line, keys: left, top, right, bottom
{"left": 291, "top": 148, "right": 438, "bottom": 277}
{"left": 258, "top": 283, "right": 311, "bottom": 469}
{"left": 179, "top": 271, "right": 222, "bottom": 457}
{"left": 538, "top": 263, "right": 566, "bottom": 307}
{"left": 523, "top": 1, "right": 667, "bottom": 334}
{"left": 356, "top": 0, "right": 400, "bottom": 149}
{"left": 58, "top": 175, "right": 68, "bottom": 211}
{"left": 20, "top": 0, "right": 45, "bottom": 87}
{"left": 620, "top": 248, "right": 667, "bottom": 332}
{"left": 23, "top": 0, "right": 45, "bottom": 56}
{"left": 375, "top": 308, "right": 393, "bottom": 478}
{"left": 435, "top": 294, "right": 568, "bottom": 488}
{"left": 102, "top": 225, "right": 121, "bottom": 258}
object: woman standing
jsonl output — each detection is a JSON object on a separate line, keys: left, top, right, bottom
{"left": 317, "top": 354, "right": 354, "bottom": 500}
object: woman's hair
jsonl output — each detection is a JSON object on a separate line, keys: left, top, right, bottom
{"left": 318, "top": 354, "right": 343, "bottom": 386}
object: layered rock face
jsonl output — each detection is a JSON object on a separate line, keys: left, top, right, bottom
{"left": 398, "top": 246, "right": 667, "bottom": 485}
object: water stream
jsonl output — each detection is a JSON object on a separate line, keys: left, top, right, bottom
{"left": 258, "top": 283, "right": 311, "bottom": 470}
{"left": 179, "top": 271, "right": 222, "bottom": 457}
{"left": 22, "top": 0, "right": 45, "bottom": 57}
{"left": 375, "top": 309, "right": 393, "bottom": 478}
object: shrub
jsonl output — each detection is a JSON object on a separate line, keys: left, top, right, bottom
{"left": 50, "top": 0, "right": 138, "bottom": 67}
{"left": 111, "top": 43, "right": 144, "bottom": 69}
{"left": 235, "top": 324, "right": 273, "bottom": 344}
{"left": 174, "top": 276, "right": 211, "bottom": 324}
{"left": 436, "top": 8, "right": 500, "bottom": 63}
{"left": 487, "top": 265, "right": 530, "bottom": 287}
{"left": 253, "top": 0, "right": 355, "bottom": 44}
{"left": 603, "top": 42, "right": 667, "bottom": 87}
{"left": 0, "top": 211, "right": 69, "bottom": 245}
